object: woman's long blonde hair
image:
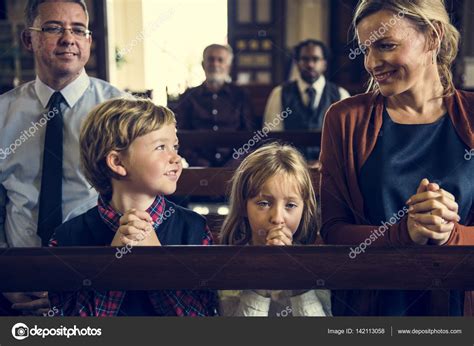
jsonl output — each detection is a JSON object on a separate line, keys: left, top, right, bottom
{"left": 220, "top": 142, "right": 317, "bottom": 245}
{"left": 353, "top": 0, "right": 460, "bottom": 96}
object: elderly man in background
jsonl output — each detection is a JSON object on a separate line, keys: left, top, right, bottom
{"left": 176, "top": 44, "right": 256, "bottom": 167}
{"left": 0, "top": 0, "right": 124, "bottom": 315}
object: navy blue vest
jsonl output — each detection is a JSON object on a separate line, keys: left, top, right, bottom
{"left": 52, "top": 198, "right": 207, "bottom": 246}
{"left": 52, "top": 199, "right": 209, "bottom": 316}
{"left": 281, "top": 80, "right": 341, "bottom": 130}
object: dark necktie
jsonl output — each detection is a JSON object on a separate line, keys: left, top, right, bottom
{"left": 306, "top": 87, "right": 316, "bottom": 111}
{"left": 37, "top": 91, "right": 64, "bottom": 246}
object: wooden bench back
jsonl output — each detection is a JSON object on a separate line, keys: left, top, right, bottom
{"left": 1, "top": 246, "right": 472, "bottom": 315}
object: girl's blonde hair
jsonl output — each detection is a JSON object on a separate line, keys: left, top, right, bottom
{"left": 353, "top": 0, "right": 460, "bottom": 96}
{"left": 220, "top": 142, "right": 317, "bottom": 245}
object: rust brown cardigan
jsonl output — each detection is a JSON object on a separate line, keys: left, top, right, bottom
{"left": 319, "top": 90, "right": 474, "bottom": 316}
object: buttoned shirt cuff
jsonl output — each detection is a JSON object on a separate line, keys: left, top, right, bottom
{"left": 290, "top": 289, "right": 331, "bottom": 316}
{"left": 234, "top": 290, "right": 271, "bottom": 316}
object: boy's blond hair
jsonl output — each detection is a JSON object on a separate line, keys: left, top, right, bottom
{"left": 80, "top": 98, "right": 176, "bottom": 199}
{"left": 220, "top": 142, "right": 318, "bottom": 245}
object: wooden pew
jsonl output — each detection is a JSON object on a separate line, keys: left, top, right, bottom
{"left": 1, "top": 246, "right": 472, "bottom": 315}
{"left": 177, "top": 130, "right": 321, "bottom": 149}
{"left": 175, "top": 167, "right": 320, "bottom": 197}
{"left": 240, "top": 84, "right": 274, "bottom": 123}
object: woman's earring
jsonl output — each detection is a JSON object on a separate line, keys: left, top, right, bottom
{"left": 432, "top": 51, "right": 437, "bottom": 64}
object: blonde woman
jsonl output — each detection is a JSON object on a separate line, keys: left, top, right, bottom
{"left": 219, "top": 143, "right": 331, "bottom": 316}
{"left": 320, "top": 0, "right": 473, "bottom": 316}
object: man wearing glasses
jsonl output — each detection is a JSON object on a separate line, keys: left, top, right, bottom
{"left": 0, "top": 0, "right": 123, "bottom": 315}
{"left": 263, "top": 40, "right": 350, "bottom": 162}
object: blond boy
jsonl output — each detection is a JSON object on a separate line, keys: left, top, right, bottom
{"left": 49, "top": 98, "right": 216, "bottom": 316}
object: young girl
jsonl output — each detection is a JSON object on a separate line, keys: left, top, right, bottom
{"left": 219, "top": 142, "right": 331, "bottom": 316}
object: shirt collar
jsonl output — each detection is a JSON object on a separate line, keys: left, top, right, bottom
{"left": 34, "top": 69, "right": 90, "bottom": 108}
{"left": 199, "top": 82, "right": 231, "bottom": 96}
{"left": 296, "top": 74, "right": 326, "bottom": 96}
{"left": 97, "top": 195, "right": 166, "bottom": 233}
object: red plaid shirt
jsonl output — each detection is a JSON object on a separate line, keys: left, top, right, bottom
{"left": 49, "top": 196, "right": 216, "bottom": 316}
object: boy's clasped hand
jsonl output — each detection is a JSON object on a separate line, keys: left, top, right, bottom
{"left": 111, "top": 209, "right": 161, "bottom": 247}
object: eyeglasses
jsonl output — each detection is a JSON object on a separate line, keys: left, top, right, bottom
{"left": 299, "top": 56, "right": 324, "bottom": 63}
{"left": 29, "top": 25, "right": 92, "bottom": 39}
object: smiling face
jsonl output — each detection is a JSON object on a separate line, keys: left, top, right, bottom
{"left": 356, "top": 10, "right": 436, "bottom": 97}
{"left": 120, "top": 124, "right": 182, "bottom": 197}
{"left": 246, "top": 174, "right": 304, "bottom": 246}
{"left": 24, "top": 1, "right": 91, "bottom": 86}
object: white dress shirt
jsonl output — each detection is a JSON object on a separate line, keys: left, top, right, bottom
{"left": 219, "top": 289, "right": 332, "bottom": 317}
{"left": 263, "top": 75, "right": 350, "bottom": 131}
{"left": 0, "top": 70, "right": 124, "bottom": 247}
